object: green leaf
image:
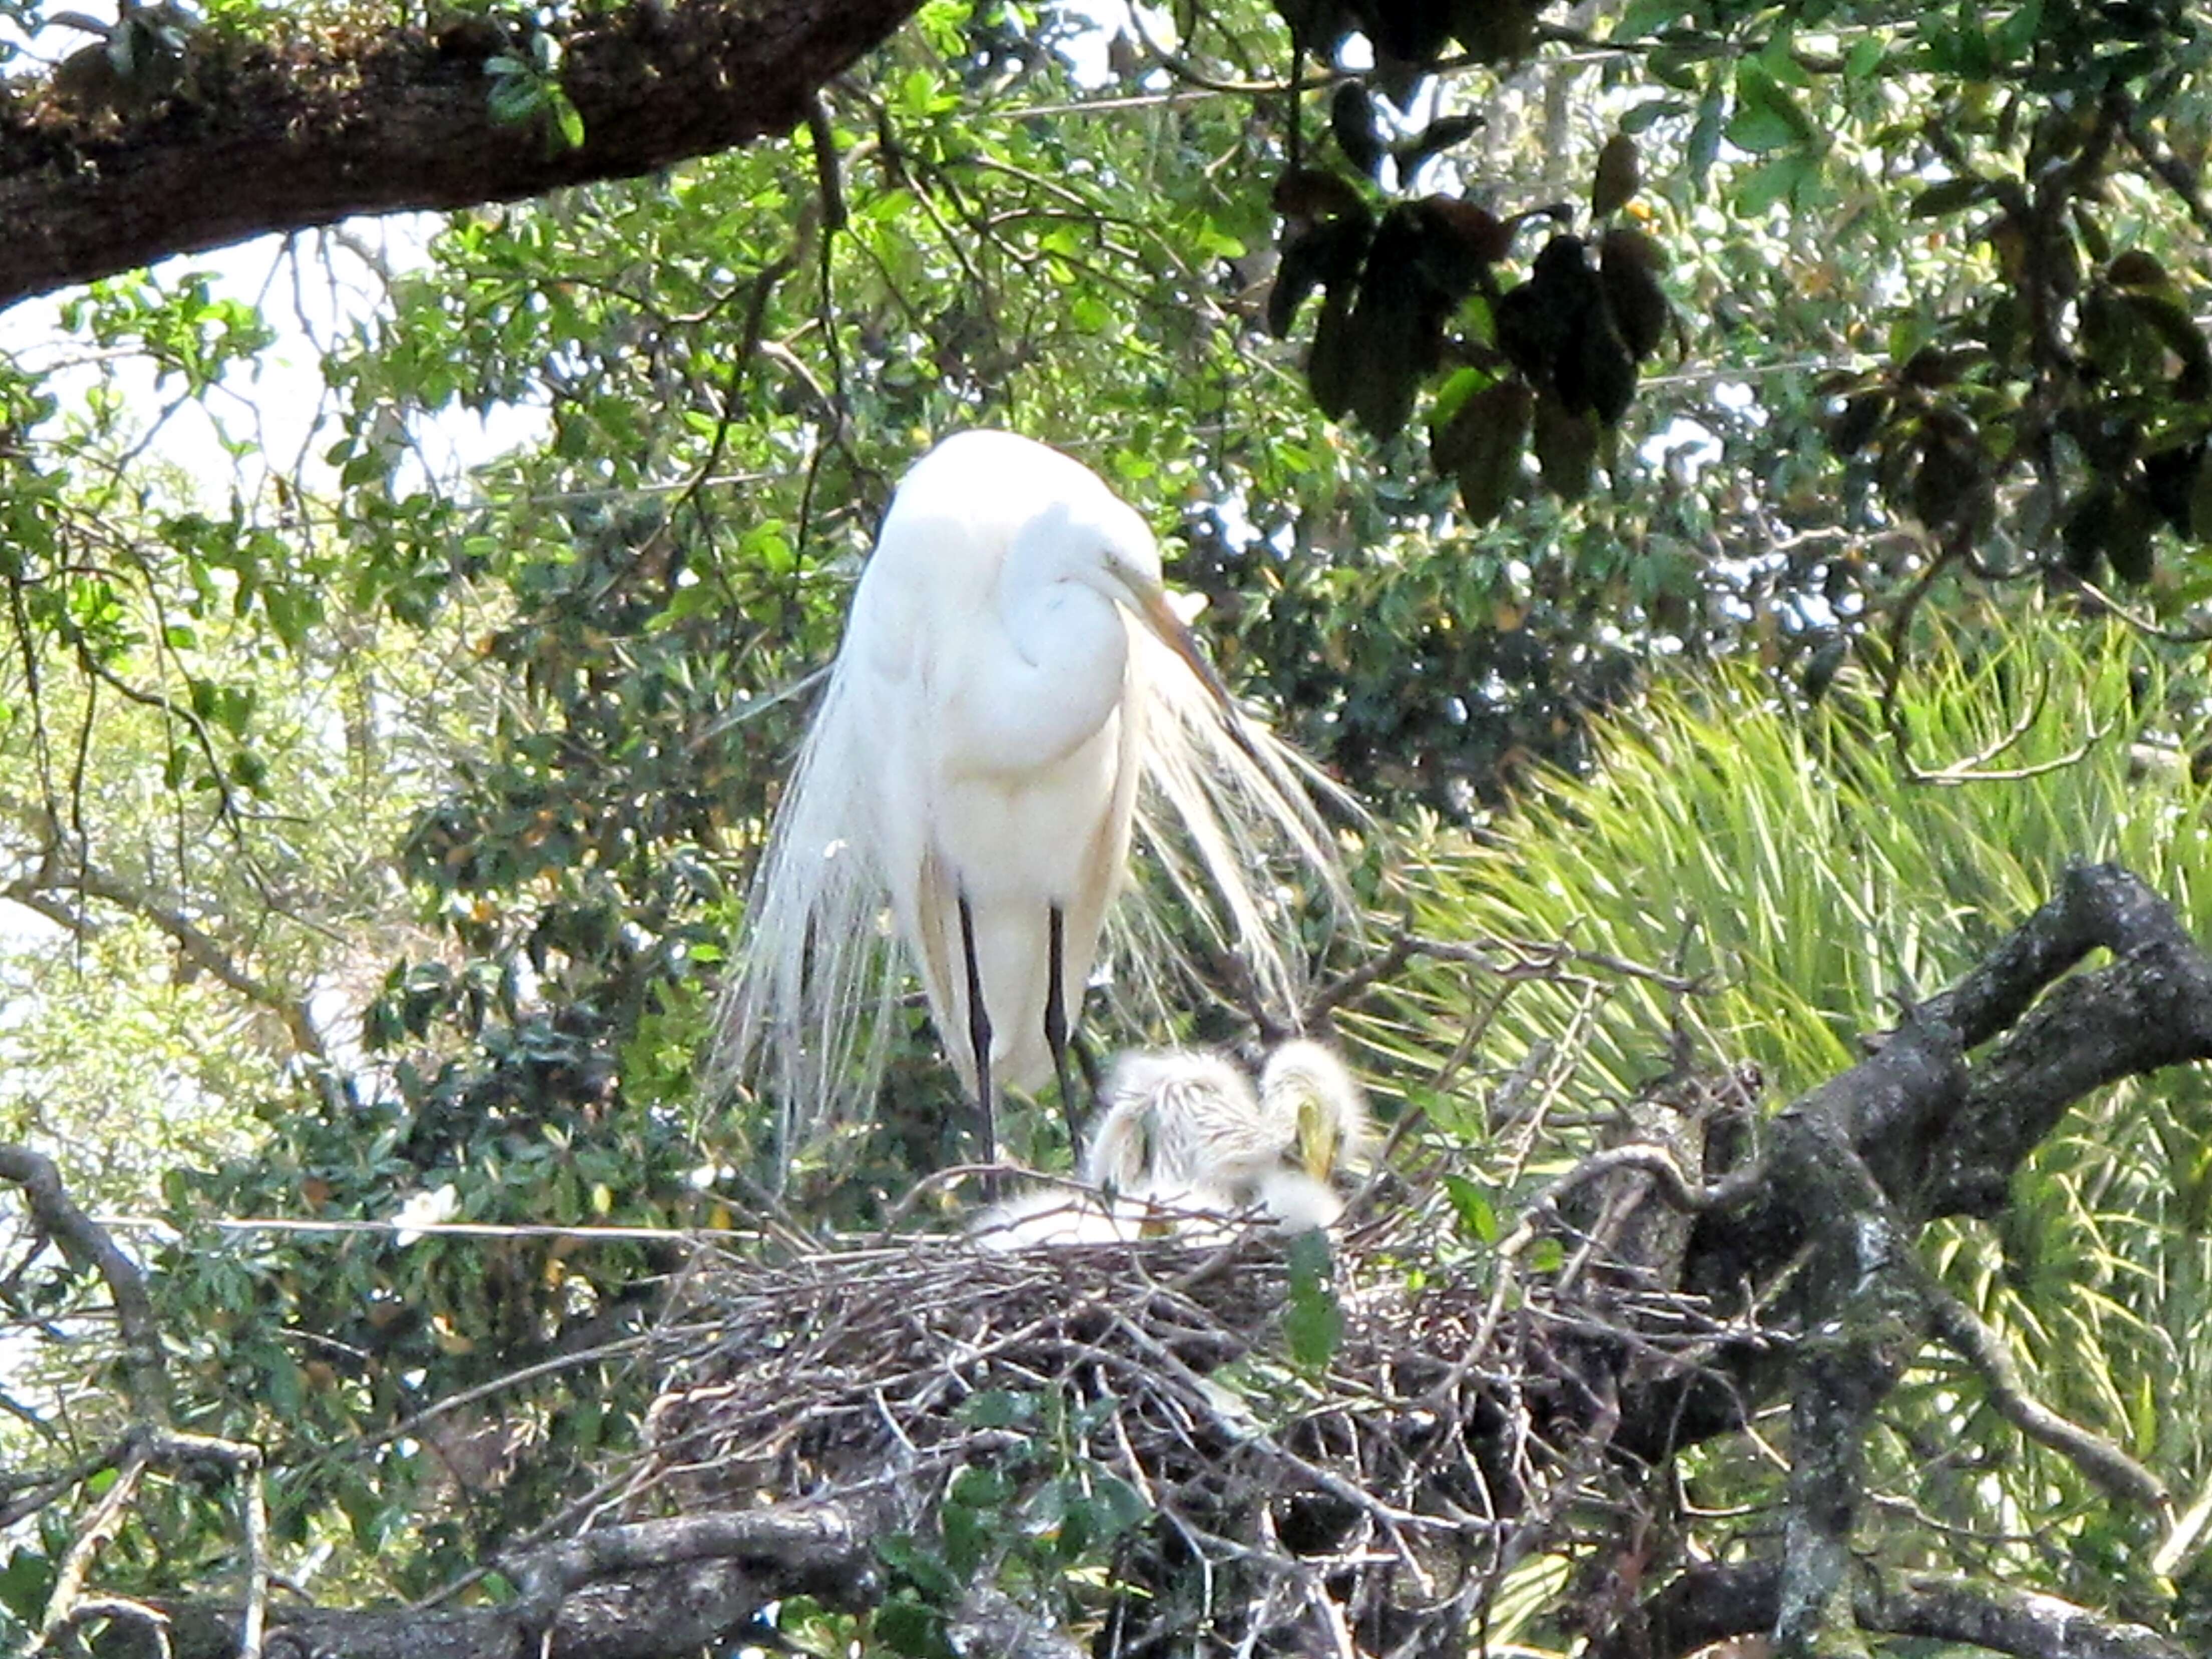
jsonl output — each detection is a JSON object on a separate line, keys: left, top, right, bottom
{"left": 1726, "top": 99, "right": 1808, "bottom": 156}
{"left": 1433, "top": 378, "right": 1533, "bottom": 526}
{"left": 1733, "top": 152, "right": 1817, "bottom": 216}
{"left": 1844, "top": 34, "right": 1887, "bottom": 79}
{"left": 1727, "top": 64, "right": 1816, "bottom": 154}
{"left": 554, "top": 98, "right": 585, "bottom": 151}
{"left": 1687, "top": 78, "right": 1725, "bottom": 188}
{"left": 0, "top": 1550, "right": 54, "bottom": 1623}
{"left": 874, "top": 1594, "right": 953, "bottom": 1659}
{"left": 1443, "top": 1174, "right": 1500, "bottom": 1242}
{"left": 1284, "top": 1229, "right": 1343, "bottom": 1370}
{"left": 1612, "top": 0, "right": 1690, "bottom": 39}
{"left": 956, "top": 1389, "right": 1037, "bottom": 1429}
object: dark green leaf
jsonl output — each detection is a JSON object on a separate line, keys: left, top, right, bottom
{"left": 1909, "top": 176, "right": 1993, "bottom": 217}
{"left": 1433, "top": 379, "right": 1533, "bottom": 525}
{"left": 1532, "top": 392, "right": 1599, "bottom": 500}
{"left": 1331, "top": 81, "right": 1384, "bottom": 176}
{"left": 1592, "top": 134, "right": 1640, "bottom": 218}
{"left": 1285, "top": 1227, "right": 1343, "bottom": 1370}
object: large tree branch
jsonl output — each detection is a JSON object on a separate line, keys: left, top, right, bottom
{"left": 1608, "top": 865, "right": 2212, "bottom": 1652}
{"left": 0, "top": 0, "right": 923, "bottom": 311}
{"left": 1589, "top": 1560, "right": 2189, "bottom": 1659}
{"left": 83, "top": 1499, "right": 889, "bottom": 1659}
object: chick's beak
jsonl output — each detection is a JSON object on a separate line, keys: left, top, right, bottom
{"left": 1296, "top": 1095, "right": 1337, "bottom": 1182}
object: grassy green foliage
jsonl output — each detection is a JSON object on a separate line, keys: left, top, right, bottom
{"left": 1360, "top": 618, "right": 2212, "bottom": 1615}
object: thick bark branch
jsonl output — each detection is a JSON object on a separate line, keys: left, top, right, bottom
{"left": 0, "top": 0, "right": 922, "bottom": 311}
{"left": 87, "top": 1501, "right": 887, "bottom": 1659}
{"left": 1589, "top": 1561, "right": 2189, "bottom": 1659}
{"left": 1679, "top": 865, "right": 2212, "bottom": 1302}
{"left": 1624, "top": 865, "right": 2212, "bottom": 1652}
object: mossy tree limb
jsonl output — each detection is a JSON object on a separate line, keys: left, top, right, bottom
{"left": 0, "top": 0, "right": 921, "bottom": 311}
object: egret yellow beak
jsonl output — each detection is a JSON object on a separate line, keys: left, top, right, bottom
{"left": 1295, "top": 1094, "right": 1337, "bottom": 1182}
{"left": 1124, "top": 573, "right": 1243, "bottom": 722}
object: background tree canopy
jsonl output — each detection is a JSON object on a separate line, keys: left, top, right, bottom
{"left": 5, "top": 0, "right": 2212, "bottom": 1654}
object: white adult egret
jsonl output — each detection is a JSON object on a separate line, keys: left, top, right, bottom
{"left": 717, "top": 431, "right": 1348, "bottom": 1175}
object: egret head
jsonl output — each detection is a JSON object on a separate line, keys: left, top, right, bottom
{"left": 1260, "top": 1039, "right": 1370, "bottom": 1184}
{"left": 1017, "top": 497, "right": 1243, "bottom": 724}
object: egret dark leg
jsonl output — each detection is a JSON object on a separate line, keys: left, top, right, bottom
{"left": 958, "top": 893, "right": 998, "bottom": 1191}
{"left": 1071, "top": 1031, "right": 1102, "bottom": 1097}
{"left": 1044, "top": 904, "right": 1081, "bottom": 1147}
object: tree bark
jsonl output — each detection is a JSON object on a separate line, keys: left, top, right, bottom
{"left": 86, "top": 1500, "right": 888, "bottom": 1659}
{"left": 0, "top": 0, "right": 922, "bottom": 312}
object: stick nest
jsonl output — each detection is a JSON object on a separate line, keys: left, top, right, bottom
{"left": 625, "top": 1185, "right": 1742, "bottom": 1655}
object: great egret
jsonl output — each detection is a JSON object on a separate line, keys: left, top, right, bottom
{"left": 717, "top": 431, "right": 1348, "bottom": 1176}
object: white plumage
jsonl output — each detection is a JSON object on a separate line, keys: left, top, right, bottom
{"left": 967, "top": 1185, "right": 1143, "bottom": 1250}
{"left": 716, "top": 430, "right": 1348, "bottom": 1174}
{"left": 1081, "top": 1041, "right": 1370, "bottom": 1235}
{"left": 974, "top": 1041, "right": 1372, "bottom": 1250}
{"left": 1259, "top": 1038, "right": 1372, "bottom": 1187}
{"left": 1082, "top": 1048, "right": 1275, "bottom": 1197}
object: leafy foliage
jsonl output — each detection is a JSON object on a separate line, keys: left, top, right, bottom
{"left": 6, "top": 0, "right": 2212, "bottom": 1645}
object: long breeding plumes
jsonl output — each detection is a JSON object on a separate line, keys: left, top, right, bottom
{"left": 714, "top": 431, "right": 1354, "bottom": 1171}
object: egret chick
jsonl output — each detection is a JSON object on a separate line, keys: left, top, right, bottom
{"left": 1083, "top": 1045, "right": 1355, "bottom": 1238}
{"left": 719, "top": 431, "right": 1348, "bottom": 1180}
{"left": 1082, "top": 1047, "right": 1275, "bottom": 1200}
{"left": 1260, "top": 1039, "right": 1371, "bottom": 1189}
